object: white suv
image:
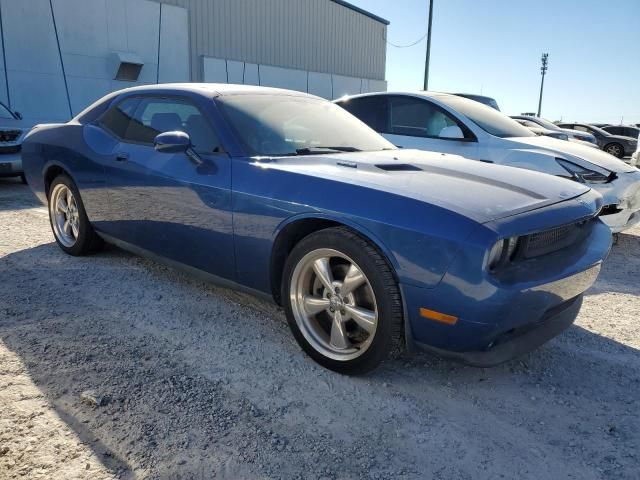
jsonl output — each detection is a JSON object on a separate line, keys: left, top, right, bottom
{"left": 335, "top": 91, "right": 640, "bottom": 233}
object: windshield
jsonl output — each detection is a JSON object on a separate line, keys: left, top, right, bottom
{"left": 437, "top": 96, "right": 535, "bottom": 138}
{"left": 217, "top": 94, "right": 395, "bottom": 156}
{"left": 0, "top": 102, "right": 15, "bottom": 120}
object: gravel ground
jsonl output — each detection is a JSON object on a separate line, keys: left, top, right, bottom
{"left": 1, "top": 177, "right": 639, "bottom": 479}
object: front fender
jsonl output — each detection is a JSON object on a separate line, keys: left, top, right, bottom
{"left": 272, "top": 212, "right": 402, "bottom": 274}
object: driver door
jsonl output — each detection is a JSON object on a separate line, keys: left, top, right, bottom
{"left": 97, "top": 95, "right": 235, "bottom": 280}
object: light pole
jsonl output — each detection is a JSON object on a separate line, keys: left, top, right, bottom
{"left": 537, "top": 53, "right": 549, "bottom": 117}
{"left": 423, "top": 0, "right": 434, "bottom": 90}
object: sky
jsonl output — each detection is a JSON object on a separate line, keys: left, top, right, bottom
{"left": 348, "top": 0, "right": 640, "bottom": 124}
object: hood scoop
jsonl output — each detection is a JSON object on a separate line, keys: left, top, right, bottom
{"left": 376, "top": 163, "right": 422, "bottom": 172}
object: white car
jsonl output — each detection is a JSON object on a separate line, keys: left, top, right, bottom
{"left": 335, "top": 91, "right": 640, "bottom": 233}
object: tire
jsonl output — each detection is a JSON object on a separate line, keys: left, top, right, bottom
{"left": 48, "top": 174, "right": 103, "bottom": 256}
{"left": 604, "top": 143, "right": 624, "bottom": 158}
{"left": 282, "top": 227, "right": 403, "bottom": 375}
{"left": 20, "top": 174, "right": 27, "bottom": 185}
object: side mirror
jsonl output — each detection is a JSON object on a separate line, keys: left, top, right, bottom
{"left": 439, "top": 125, "right": 465, "bottom": 140}
{"left": 14, "top": 111, "right": 22, "bottom": 120}
{"left": 154, "top": 131, "right": 191, "bottom": 153}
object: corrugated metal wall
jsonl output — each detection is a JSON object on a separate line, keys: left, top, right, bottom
{"left": 148, "top": 0, "right": 387, "bottom": 82}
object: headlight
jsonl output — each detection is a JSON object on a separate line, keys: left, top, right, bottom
{"left": 556, "top": 158, "right": 613, "bottom": 184}
{"left": 487, "top": 237, "right": 520, "bottom": 270}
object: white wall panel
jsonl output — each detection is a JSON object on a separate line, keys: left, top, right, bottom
{"left": 202, "top": 57, "right": 227, "bottom": 83}
{"left": 8, "top": 72, "right": 70, "bottom": 123}
{"left": 125, "top": 0, "right": 160, "bottom": 65}
{"left": 226, "top": 60, "right": 244, "bottom": 84}
{"left": 106, "top": 0, "right": 130, "bottom": 53}
{"left": 200, "top": 56, "right": 385, "bottom": 100}
{"left": 1, "top": 0, "right": 63, "bottom": 75}
{"left": 307, "top": 72, "right": 333, "bottom": 99}
{"left": 66, "top": 76, "right": 111, "bottom": 114}
{"left": 243, "top": 63, "right": 259, "bottom": 86}
{"left": 1, "top": 0, "right": 69, "bottom": 122}
{"left": 53, "top": 0, "right": 109, "bottom": 56}
{"left": 259, "top": 65, "right": 307, "bottom": 92}
{"left": 367, "top": 79, "right": 387, "bottom": 94}
{"left": 158, "top": 4, "right": 189, "bottom": 83}
{"left": 331, "top": 74, "right": 362, "bottom": 99}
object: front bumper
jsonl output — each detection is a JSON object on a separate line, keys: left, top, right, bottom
{"left": 0, "top": 152, "right": 22, "bottom": 176}
{"left": 417, "top": 295, "right": 583, "bottom": 367}
{"left": 401, "top": 218, "right": 611, "bottom": 366}
{"left": 595, "top": 170, "right": 640, "bottom": 233}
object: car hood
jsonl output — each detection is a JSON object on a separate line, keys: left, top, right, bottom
{"left": 260, "top": 149, "right": 591, "bottom": 224}
{"left": 509, "top": 135, "right": 636, "bottom": 173}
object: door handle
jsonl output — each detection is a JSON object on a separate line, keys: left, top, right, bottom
{"left": 115, "top": 152, "right": 129, "bottom": 162}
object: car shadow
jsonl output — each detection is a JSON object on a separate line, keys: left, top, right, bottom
{"left": 585, "top": 232, "right": 640, "bottom": 297}
{"left": 1, "top": 241, "right": 639, "bottom": 478}
{"left": 0, "top": 178, "right": 40, "bottom": 211}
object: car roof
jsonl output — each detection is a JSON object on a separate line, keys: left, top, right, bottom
{"left": 336, "top": 90, "right": 456, "bottom": 101}
{"left": 111, "top": 83, "right": 320, "bottom": 99}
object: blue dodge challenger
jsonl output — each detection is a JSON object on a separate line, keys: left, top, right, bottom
{"left": 22, "top": 84, "right": 611, "bottom": 374}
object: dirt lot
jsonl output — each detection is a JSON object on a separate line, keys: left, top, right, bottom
{"left": 1, "top": 178, "right": 639, "bottom": 479}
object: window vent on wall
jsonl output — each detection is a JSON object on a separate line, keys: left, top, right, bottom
{"left": 110, "top": 52, "right": 144, "bottom": 82}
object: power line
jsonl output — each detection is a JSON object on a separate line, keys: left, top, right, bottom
{"left": 385, "top": 32, "right": 428, "bottom": 48}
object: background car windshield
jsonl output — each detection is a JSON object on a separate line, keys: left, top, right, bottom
{"left": 218, "top": 95, "right": 395, "bottom": 156}
{"left": 438, "top": 96, "right": 535, "bottom": 138}
{"left": 530, "top": 117, "right": 562, "bottom": 131}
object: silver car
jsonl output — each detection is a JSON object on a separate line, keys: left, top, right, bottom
{"left": 0, "top": 102, "right": 29, "bottom": 182}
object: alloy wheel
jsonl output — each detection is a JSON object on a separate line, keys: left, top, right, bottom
{"left": 50, "top": 183, "right": 80, "bottom": 247}
{"left": 606, "top": 144, "right": 622, "bottom": 157}
{"left": 289, "top": 248, "right": 378, "bottom": 361}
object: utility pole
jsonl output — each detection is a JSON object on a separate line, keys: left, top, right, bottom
{"left": 423, "top": 0, "right": 434, "bottom": 90}
{"left": 537, "top": 53, "right": 549, "bottom": 117}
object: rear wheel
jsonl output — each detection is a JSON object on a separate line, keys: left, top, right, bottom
{"left": 604, "top": 143, "right": 624, "bottom": 158}
{"left": 48, "top": 174, "right": 103, "bottom": 255}
{"left": 282, "top": 227, "right": 403, "bottom": 374}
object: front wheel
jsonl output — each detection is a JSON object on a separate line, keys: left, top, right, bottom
{"left": 604, "top": 143, "right": 624, "bottom": 158}
{"left": 282, "top": 227, "right": 403, "bottom": 374}
{"left": 48, "top": 174, "right": 103, "bottom": 255}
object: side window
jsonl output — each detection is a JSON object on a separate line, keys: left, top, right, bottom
{"left": 388, "top": 97, "right": 461, "bottom": 138}
{"left": 98, "top": 97, "right": 140, "bottom": 139}
{"left": 606, "top": 126, "right": 621, "bottom": 135}
{"left": 573, "top": 125, "right": 588, "bottom": 132}
{"left": 125, "top": 97, "right": 221, "bottom": 154}
{"left": 338, "top": 97, "right": 388, "bottom": 132}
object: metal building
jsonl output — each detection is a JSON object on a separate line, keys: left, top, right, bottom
{"left": 0, "top": 0, "right": 388, "bottom": 125}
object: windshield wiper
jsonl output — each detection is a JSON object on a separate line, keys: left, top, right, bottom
{"left": 295, "top": 146, "right": 362, "bottom": 155}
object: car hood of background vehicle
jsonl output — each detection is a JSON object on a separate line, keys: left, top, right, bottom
{"left": 510, "top": 135, "right": 637, "bottom": 173}
{"left": 261, "top": 149, "right": 591, "bottom": 224}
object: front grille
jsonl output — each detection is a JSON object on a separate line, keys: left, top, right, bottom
{"left": 0, "top": 130, "right": 21, "bottom": 143}
{"left": 519, "top": 219, "right": 592, "bottom": 259}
